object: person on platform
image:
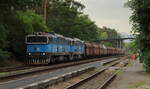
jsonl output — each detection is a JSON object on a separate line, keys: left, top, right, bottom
{"left": 131, "top": 54, "right": 137, "bottom": 61}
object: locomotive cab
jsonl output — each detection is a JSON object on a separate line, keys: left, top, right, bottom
{"left": 25, "top": 32, "right": 55, "bottom": 65}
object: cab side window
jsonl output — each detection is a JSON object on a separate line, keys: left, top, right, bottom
{"left": 48, "top": 37, "right": 53, "bottom": 43}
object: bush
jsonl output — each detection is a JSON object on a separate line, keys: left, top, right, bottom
{"left": 140, "top": 51, "right": 150, "bottom": 72}
{"left": 0, "top": 25, "right": 10, "bottom": 66}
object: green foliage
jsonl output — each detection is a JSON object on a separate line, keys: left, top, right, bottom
{"left": 127, "top": 0, "right": 150, "bottom": 71}
{"left": 0, "top": 0, "right": 48, "bottom": 64}
{"left": 70, "top": 15, "right": 99, "bottom": 41}
{"left": 7, "top": 11, "right": 49, "bottom": 60}
{"left": 46, "top": 0, "right": 98, "bottom": 42}
{"left": 140, "top": 51, "right": 150, "bottom": 72}
{"left": 100, "top": 32, "right": 108, "bottom": 39}
{"left": 126, "top": 40, "right": 138, "bottom": 53}
{"left": 0, "top": 0, "right": 42, "bottom": 10}
{"left": 16, "top": 11, "right": 49, "bottom": 33}
{"left": 0, "top": 6, "right": 49, "bottom": 62}
{"left": 0, "top": 25, "right": 10, "bottom": 61}
{"left": 0, "top": 25, "right": 8, "bottom": 49}
{"left": 98, "top": 26, "right": 121, "bottom": 47}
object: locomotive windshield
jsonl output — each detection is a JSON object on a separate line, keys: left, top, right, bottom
{"left": 26, "top": 36, "right": 47, "bottom": 44}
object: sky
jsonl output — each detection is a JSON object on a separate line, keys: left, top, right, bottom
{"left": 77, "top": 0, "right": 132, "bottom": 34}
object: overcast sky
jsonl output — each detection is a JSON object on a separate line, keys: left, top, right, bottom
{"left": 77, "top": 0, "right": 132, "bottom": 34}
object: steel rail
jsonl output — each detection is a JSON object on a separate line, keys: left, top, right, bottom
{"left": 65, "top": 60, "right": 120, "bottom": 89}
{"left": 65, "top": 68, "right": 107, "bottom": 89}
{"left": 98, "top": 73, "right": 117, "bottom": 89}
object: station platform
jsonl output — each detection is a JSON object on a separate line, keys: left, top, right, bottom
{"left": 107, "top": 60, "right": 150, "bottom": 89}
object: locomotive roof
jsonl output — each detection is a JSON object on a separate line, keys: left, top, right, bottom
{"left": 26, "top": 34, "right": 55, "bottom": 38}
{"left": 26, "top": 32, "right": 55, "bottom": 37}
{"left": 26, "top": 32, "right": 85, "bottom": 43}
{"left": 74, "top": 38, "right": 84, "bottom": 42}
{"left": 54, "top": 33, "right": 64, "bottom": 38}
{"left": 65, "top": 37, "right": 73, "bottom": 41}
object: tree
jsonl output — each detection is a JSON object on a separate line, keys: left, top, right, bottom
{"left": 7, "top": 11, "right": 49, "bottom": 60}
{"left": 46, "top": 0, "right": 98, "bottom": 41}
{"left": 126, "top": 0, "right": 150, "bottom": 71}
{"left": 125, "top": 40, "right": 138, "bottom": 53}
{"left": 0, "top": 25, "right": 10, "bottom": 64}
{"left": 71, "top": 15, "right": 99, "bottom": 41}
{"left": 0, "top": 0, "right": 42, "bottom": 10}
{"left": 98, "top": 27, "right": 122, "bottom": 47}
{"left": 0, "top": 0, "right": 49, "bottom": 62}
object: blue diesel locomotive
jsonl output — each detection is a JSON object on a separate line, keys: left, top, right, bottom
{"left": 26, "top": 32, "right": 85, "bottom": 64}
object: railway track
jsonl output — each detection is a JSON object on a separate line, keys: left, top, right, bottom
{"left": 98, "top": 73, "right": 116, "bottom": 89}
{"left": 64, "top": 65, "right": 119, "bottom": 89}
{"left": 0, "top": 56, "right": 123, "bottom": 82}
{"left": 0, "top": 56, "right": 113, "bottom": 72}
{"left": 0, "top": 56, "right": 125, "bottom": 73}
{"left": 49, "top": 59, "right": 126, "bottom": 89}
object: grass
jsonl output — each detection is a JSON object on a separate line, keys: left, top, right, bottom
{"left": 0, "top": 72, "right": 8, "bottom": 76}
{"left": 128, "top": 82, "right": 150, "bottom": 89}
{"left": 0, "top": 71, "right": 19, "bottom": 77}
{"left": 94, "top": 67, "right": 102, "bottom": 72}
{"left": 116, "top": 69, "right": 124, "bottom": 75}
{"left": 127, "top": 59, "right": 133, "bottom": 66}
{"left": 128, "top": 82, "right": 145, "bottom": 88}
{"left": 0, "top": 68, "right": 34, "bottom": 77}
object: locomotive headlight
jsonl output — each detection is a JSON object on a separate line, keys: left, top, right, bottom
{"left": 42, "top": 53, "right": 46, "bottom": 55}
{"left": 28, "top": 53, "right": 31, "bottom": 55}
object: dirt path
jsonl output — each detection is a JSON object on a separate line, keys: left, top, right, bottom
{"left": 107, "top": 60, "right": 150, "bottom": 89}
